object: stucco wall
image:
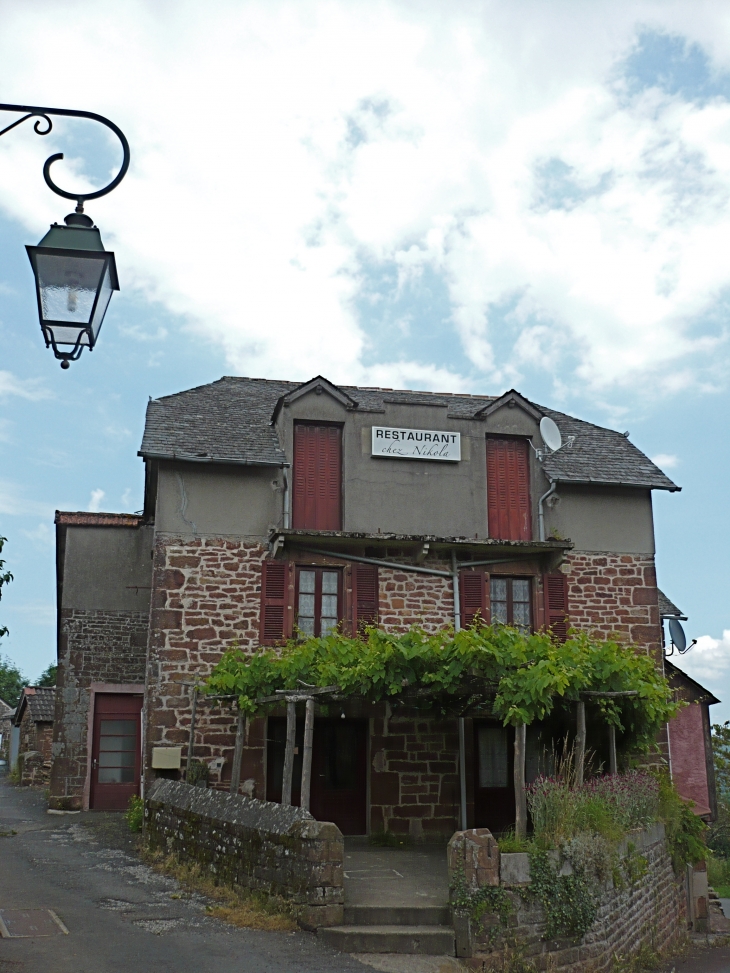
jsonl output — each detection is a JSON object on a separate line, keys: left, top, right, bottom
{"left": 546, "top": 485, "right": 655, "bottom": 554}
{"left": 669, "top": 702, "right": 712, "bottom": 817}
{"left": 61, "top": 524, "right": 153, "bottom": 612}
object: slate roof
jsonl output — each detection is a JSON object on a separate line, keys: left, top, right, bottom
{"left": 139, "top": 376, "right": 679, "bottom": 491}
{"left": 15, "top": 687, "right": 56, "bottom": 724}
{"left": 658, "top": 590, "right": 687, "bottom": 619}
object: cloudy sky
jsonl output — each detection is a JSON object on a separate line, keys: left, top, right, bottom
{"left": 1, "top": 0, "right": 730, "bottom": 717}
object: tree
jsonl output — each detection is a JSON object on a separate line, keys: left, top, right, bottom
{"left": 37, "top": 663, "right": 57, "bottom": 687}
{"left": 0, "top": 654, "right": 24, "bottom": 708}
{"left": 0, "top": 535, "right": 12, "bottom": 641}
{"left": 708, "top": 722, "right": 730, "bottom": 858}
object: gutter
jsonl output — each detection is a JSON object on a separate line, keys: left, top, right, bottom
{"left": 543, "top": 475, "right": 680, "bottom": 493}
{"left": 138, "top": 450, "right": 288, "bottom": 469}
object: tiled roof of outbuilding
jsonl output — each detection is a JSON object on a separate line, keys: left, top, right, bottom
{"left": 139, "top": 376, "right": 679, "bottom": 492}
{"left": 15, "top": 687, "right": 56, "bottom": 725}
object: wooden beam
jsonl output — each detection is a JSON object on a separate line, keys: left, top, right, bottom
{"left": 185, "top": 685, "right": 198, "bottom": 783}
{"left": 281, "top": 700, "right": 297, "bottom": 806}
{"left": 576, "top": 701, "right": 586, "bottom": 787}
{"left": 608, "top": 724, "right": 617, "bottom": 776}
{"left": 229, "top": 712, "right": 246, "bottom": 795}
{"left": 300, "top": 697, "right": 315, "bottom": 812}
{"left": 514, "top": 723, "right": 527, "bottom": 840}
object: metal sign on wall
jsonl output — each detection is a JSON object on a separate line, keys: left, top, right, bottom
{"left": 371, "top": 426, "right": 461, "bottom": 462}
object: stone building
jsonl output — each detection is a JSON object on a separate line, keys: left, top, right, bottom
{"left": 48, "top": 376, "right": 715, "bottom": 827}
{"left": 14, "top": 686, "right": 55, "bottom": 785}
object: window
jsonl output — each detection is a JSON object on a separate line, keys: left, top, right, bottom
{"left": 477, "top": 725, "right": 510, "bottom": 788}
{"left": 292, "top": 423, "right": 342, "bottom": 530}
{"left": 486, "top": 437, "right": 531, "bottom": 541}
{"left": 490, "top": 576, "right": 532, "bottom": 632}
{"left": 296, "top": 567, "right": 342, "bottom": 637}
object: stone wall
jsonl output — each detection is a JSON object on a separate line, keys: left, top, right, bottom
{"left": 49, "top": 607, "right": 148, "bottom": 810}
{"left": 370, "top": 710, "right": 460, "bottom": 838}
{"left": 448, "top": 825, "right": 686, "bottom": 972}
{"left": 378, "top": 562, "right": 453, "bottom": 632}
{"left": 18, "top": 719, "right": 53, "bottom": 786}
{"left": 144, "top": 778, "right": 344, "bottom": 928}
{"left": 563, "top": 552, "right": 661, "bottom": 657}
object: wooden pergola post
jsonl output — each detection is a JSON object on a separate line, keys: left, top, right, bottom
{"left": 576, "top": 700, "right": 586, "bottom": 787}
{"left": 514, "top": 723, "right": 527, "bottom": 840}
{"left": 185, "top": 684, "right": 198, "bottom": 783}
{"left": 281, "top": 699, "right": 297, "bottom": 806}
{"left": 229, "top": 711, "right": 246, "bottom": 795}
{"left": 608, "top": 724, "right": 618, "bottom": 776}
{"left": 300, "top": 697, "right": 315, "bottom": 812}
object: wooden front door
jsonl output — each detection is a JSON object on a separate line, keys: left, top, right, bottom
{"left": 267, "top": 717, "right": 368, "bottom": 835}
{"left": 90, "top": 693, "right": 142, "bottom": 810}
{"left": 473, "top": 721, "right": 516, "bottom": 834}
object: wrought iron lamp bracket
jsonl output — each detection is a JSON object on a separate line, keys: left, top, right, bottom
{"left": 0, "top": 103, "right": 130, "bottom": 211}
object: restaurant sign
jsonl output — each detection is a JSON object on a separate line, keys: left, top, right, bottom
{"left": 371, "top": 426, "right": 461, "bottom": 462}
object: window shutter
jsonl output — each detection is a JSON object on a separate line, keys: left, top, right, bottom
{"left": 292, "top": 423, "right": 342, "bottom": 530}
{"left": 460, "top": 570, "right": 490, "bottom": 627}
{"left": 352, "top": 563, "right": 378, "bottom": 633}
{"left": 543, "top": 572, "right": 569, "bottom": 642}
{"left": 486, "top": 438, "right": 531, "bottom": 541}
{"left": 260, "top": 561, "right": 288, "bottom": 644}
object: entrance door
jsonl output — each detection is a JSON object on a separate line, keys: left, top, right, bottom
{"left": 90, "top": 694, "right": 143, "bottom": 810}
{"left": 473, "top": 721, "right": 515, "bottom": 834}
{"left": 267, "top": 718, "right": 368, "bottom": 835}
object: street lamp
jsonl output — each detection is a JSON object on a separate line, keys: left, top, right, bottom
{"left": 0, "top": 104, "right": 130, "bottom": 368}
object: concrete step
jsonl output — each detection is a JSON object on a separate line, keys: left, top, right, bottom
{"left": 319, "top": 924, "right": 456, "bottom": 955}
{"left": 344, "top": 905, "right": 451, "bottom": 926}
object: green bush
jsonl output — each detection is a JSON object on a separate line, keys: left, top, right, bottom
{"left": 655, "top": 770, "right": 706, "bottom": 872}
{"left": 125, "top": 795, "right": 144, "bottom": 832}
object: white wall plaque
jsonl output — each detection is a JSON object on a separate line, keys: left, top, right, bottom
{"left": 371, "top": 426, "right": 461, "bottom": 462}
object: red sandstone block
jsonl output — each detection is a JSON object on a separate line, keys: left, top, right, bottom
{"left": 169, "top": 555, "right": 200, "bottom": 568}
{"left": 155, "top": 609, "right": 182, "bottom": 630}
{"left": 428, "top": 761, "right": 455, "bottom": 773}
{"left": 392, "top": 805, "right": 432, "bottom": 818}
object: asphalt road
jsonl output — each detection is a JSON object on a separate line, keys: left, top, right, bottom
{"left": 0, "top": 777, "right": 371, "bottom": 973}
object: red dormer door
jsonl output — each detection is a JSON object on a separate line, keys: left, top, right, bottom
{"left": 292, "top": 423, "right": 342, "bottom": 530}
{"left": 486, "top": 437, "right": 531, "bottom": 541}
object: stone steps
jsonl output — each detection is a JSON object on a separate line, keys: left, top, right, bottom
{"left": 344, "top": 905, "right": 451, "bottom": 926}
{"left": 319, "top": 923, "right": 456, "bottom": 955}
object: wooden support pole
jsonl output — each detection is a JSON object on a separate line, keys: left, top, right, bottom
{"left": 608, "top": 724, "right": 617, "bottom": 776}
{"left": 185, "top": 685, "right": 198, "bottom": 783}
{"left": 300, "top": 697, "right": 315, "bottom": 812}
{"left": 576, "top": 701, "right": 586, "bottom": 787}
{"left": 514, "top": 723, "right": 527, "bottom": 840}
{"left": 281, "top": 700, "right": 297, "bottom": 806}
{"left": 229, "top": 711, "right": 246, "bottom": 795}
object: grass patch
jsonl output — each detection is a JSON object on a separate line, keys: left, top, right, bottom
{"left": 496, "top": 830, "right": 538, "bottom": 854}
{"left": 140, "top": 846, "right": 298, "bottom": 932}
{"left": 714, "top": 885, "right": 730, "bottom": 898}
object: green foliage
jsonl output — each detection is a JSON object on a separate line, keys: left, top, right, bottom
{"left": 450, "top": 865, "right": 514, "bottom": 928}
{"left": 712, "top": 722, "right": 730, "bottom": 800}
{"left": 528, "top": 850, "right": 598, "bottom": 940}
{"left": 125, "top": 795, "right": 144, "bottom": 832}
{"left": 0, "top": 536, "right": 13, "bottom": 641}
{"left": 207, "top": 625, "right": 678, "bottom": 745}
{"left": 186, "top": 760, "right": 209, "bottom": 787}
{"left": 0, "top": 654, "right": 24, "bottom": 708}
{"left": 497, "top": 830, "right": 537, "bottom": 854}
{"left": 708, "top": 852, "right": 730, "bottom": 895}
{"left": 37, "top": 664, "right": 57, "bottom": 687}
{"left": 655, "top": 770, "right": 706, "bottom": 872}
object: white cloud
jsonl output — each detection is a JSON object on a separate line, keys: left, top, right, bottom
{"left": 0, "top": 479, "right": 55, "bottom": 518}
{"left": 650, "top": 453, "right": 679, "bottom": 469}
{"left": 3, "top": 3, "right": 730, "bottom": 393}
{"left": 0, "top": 371, "right": 51, "bottom": 401}
{"left": 21, "top": 522, "right": 54, "bottom": 548}
{"left": 88, "top": 489, "right": 105, "bottom": 513}
{"left": 675, "top": 630, "right": 730, "bottom": 692}
{"left": 121, "top": 488, "right": 133, "bottom": 509}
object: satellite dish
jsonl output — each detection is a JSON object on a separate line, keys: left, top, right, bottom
{"left": 540, "top": 416, "right": 562, "bottom": 453}
{"left": 668, "top": 617, "right": 687, "bottom": 654}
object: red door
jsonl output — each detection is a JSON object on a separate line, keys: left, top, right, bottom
{"left": 266, "top": 717, "right": 368, "bottom": 835}
{"left": 486, "top": 437, "right": 531, "bottom": 540}
{"left": 292, "top": 423, "right": 342, "bottom": 530}
{"left": 90, "top": 694, "right": 143, "bottom": 810}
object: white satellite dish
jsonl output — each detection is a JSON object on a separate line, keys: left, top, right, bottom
{"left": 540, "top": 416, "right": 562, "bottom": 453}
{"left": 668, "top": 617, "right": 687, "bottom": 654}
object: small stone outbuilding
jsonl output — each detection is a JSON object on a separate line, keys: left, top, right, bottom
{"left": 0, "top": 697, "right": 14, "bottom": 764}
{"left": 14, "top": 687, "right": 56, "bottom": 785}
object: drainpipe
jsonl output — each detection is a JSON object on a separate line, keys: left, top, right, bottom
{"left": 452, "top": 551, "right": 468, "bottom": 832}
{"left": 538, "top": 478, "right": 558, "bottom": 542}
{"left": 282, "top": 470, "right": 290, "bottom": 529}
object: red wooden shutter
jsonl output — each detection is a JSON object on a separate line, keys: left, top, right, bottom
{"left": 353, "top": 564, "right": 378, "bottom": 633}
{"left": 543, "top": 572, "right": 569, "bottom": 642}
{"left": 260, "top": 561, "right": 288, "bottom": 644}
{"left": 292, "top": 424, "right": 342, "bottom": 530}
{"left": 460, "top": 570, "right": 490, "bottom": 627}
{"left": 486, "top": 438, "right": 531, "bottom": 541}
